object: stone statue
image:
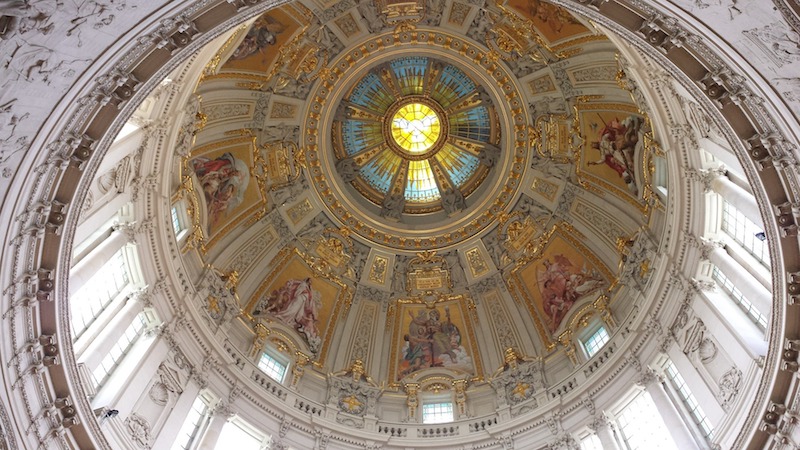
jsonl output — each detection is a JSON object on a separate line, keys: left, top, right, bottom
{"left": 441, "top": 187, "right": 466, "bottom": 215}
{"left": 380, "top": 192, "right": 405, "bottom": 220}
{"left": 474, "top": 86, "right": 492, "bottom": 106}
{"left": 423, "top": 0, "right": 445, "bottom": 25}
{"left": 468, "top": 9, "right": 493, "bottom": 44}
{"left": 392, "top": 256, "right": 407, "bottom": 293}
{"left": 298, "top": 215, "right": 330, "bottom": 240}
{"left": 335, "top": 158, "right": 359, "bottom": 183}
{"left": 510, "top": 55, "right": 545, "bottom": 77}
{"left": 444, "top": 251, "right": 467, "bottom": 287}
{"left": 478, "top": 143, "right": 500, "bottom": 167}
{"left": 514, "top": 194, "right": 549, "bottom": 219}
{"left": 272, "top": 175, "right": 307, "bottom": 206}
{"left": 358, "top": 2, "right": 386, "bottom": 33}
{"left": 259, "top": 123, "right": 298, "bottom": 144}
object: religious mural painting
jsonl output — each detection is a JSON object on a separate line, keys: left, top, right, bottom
{"left": 504, "top": 0, "right": 589, "bottom": 43}
{"left": 220, "top": 7, "right": 305, "bottom": 73}
{"left": 389, "top": 297, "right": 481, "bottom": 383}
{"left": 187, "top": 137, "right": 263, "bottom": 244}
{"left": 509, "top": 224, "right": 613, "bottom": 347}
{"left": 576, "top": 103, "right": 648, "bottom": 205}
{"left": 247, "top": 250, "right": 351, "bottom": 359}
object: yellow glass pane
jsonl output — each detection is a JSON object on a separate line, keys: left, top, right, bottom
{"left": 391, "top": 103, "right": 441, "bottom": 154}
{"left": 405, "top": 159, "right": 440, "bottom": 202}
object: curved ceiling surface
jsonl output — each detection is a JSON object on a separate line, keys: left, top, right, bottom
{"left": 6, "top": 0, "right": 799, "bottom": 448}
{"left": 180, "top": 0, "right": 663, "bottom": 383}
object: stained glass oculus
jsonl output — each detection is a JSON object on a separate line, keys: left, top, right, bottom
{"left": 391, "top": 103, "right": 442, "bottom": 154}
{"left": 333, "top": 56, "right": 498, "bottom": 214}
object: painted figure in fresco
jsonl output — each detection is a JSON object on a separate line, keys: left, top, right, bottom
{"left": 527, "top": 0, "right": 581, "bottom": 34}
{"left": 398, "top": 306, "right": 471, "bottom": 379}
{"left": 191, "top": 152, "right": 250, "bottom": 227}
{"left": 403, "top": 310, "right": 430, "bottom": 374}
{"left": 428, "top": 308, "right": 459, "bottom": 362}
{"left": 537, "top": 254, "right": 605, "bottom": 333}
{"left": 588, "top": 115, "right": 643, "bottom": 196}
{"left": 254, "top": 278, "right": 322, "bottom": 351}
{"left": 230, "top": 15, "right": 287, "bottom": 61}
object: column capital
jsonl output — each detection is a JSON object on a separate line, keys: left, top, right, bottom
{"left": 211, "top": 401, "right": 235, "bottom": 419}
{"left": 587, "top": 412, "right": 613, "bottom": 432}
{"left": 685, "top": 233, "right": 725, "bottom": 261}
{"left": 496, "top": 431, "right": 514, "bottom": 450}
{"left": 688, "top": 277, "right": 716, "bottom": 294}
{"left": 112, "top": 221, "right": 138, "bottom": 244}
{"left": 635, "top": 367, "right": 663, "bottom": 387}
{"left": 684, "top": 166, "right": 726, "bottom": 192}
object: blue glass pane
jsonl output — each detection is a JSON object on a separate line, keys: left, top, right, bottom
{"left": 360, "top": 149, "right": 402, "bottom": 193}
{"left": 342, "top": 120, "right": 383, "bottom": 156}
{"left": 405, "top": 160, "right": 441, "bottom": 202}
{"left": 391, "top": 56, "right": 428, "bottom": 96}
{"left": 430, "top": 64, "right": 476, "bottom": 108}
{"left": 349, "top": 73, "right": 395, "bottom": 112}
{"left": 434, "top": 144, "right": 480, "bottom": 187}
{"left": 450, "top": 106, "right": 491, "bottom": 142}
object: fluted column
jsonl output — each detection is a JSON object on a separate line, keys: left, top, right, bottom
{"left": 638, "top": 370, "right": 696, "bottom": 449}
{"left": 590, "top": 414, "right": 621, "bottom": 450}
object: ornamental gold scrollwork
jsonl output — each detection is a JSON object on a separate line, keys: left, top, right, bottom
{"left": 534, "top": 114, "right": 572, "bottom": 163}
{"left": 405, "top": 251, "right": 451, "bottom": 294}
{"left": 491, "top": 2, "right": 565, "bottom": 61}
{"left": 177, "top": 159, "right": 207, "bottom": 254}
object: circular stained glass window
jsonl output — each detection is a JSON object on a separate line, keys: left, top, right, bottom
{"left": 332, "top": 56, "right": 499, "bottom": 214}
{"left": 391, "top": 103, "right": 442, "bottom": 154}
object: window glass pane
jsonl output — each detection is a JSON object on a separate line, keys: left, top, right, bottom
{"left": 92, "top": 313, "right": 146, "bottom": 388}
{"left": 405, "top": 159, "right": 440, "bottom": 203}
{"left": 579, "top": 433, "right": 603, "bottom": 450}
{"left": 721, "top": 201, "right": 769, "bottom": 267}
{"left": 712, "top": 266, "right": 768, "bottom": 328}
{"left": 71, "top": 250, "right": 129, "bottom": 340}
{"left": 257, "top": 353, "right": 287, "bottom": 383}
{"left": 215, "top": 421, "right": 264, "bottom": 450}
{"left": 583, "top": 326, "right": 610, "bottom": 357}
{"left": 171, "top": 206, "right": 183, "bottom": 235}
{"left": 664, "top": 360, "right": 714, "bottom": 440}
{"left": 616, "top": 391, "right": 678, "bottom": 450}
{"left": 422, "top": 402, "right": 454, "bottom": 424}
{"left": 171, "top": 395, "right": 209, "bottom": 450}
